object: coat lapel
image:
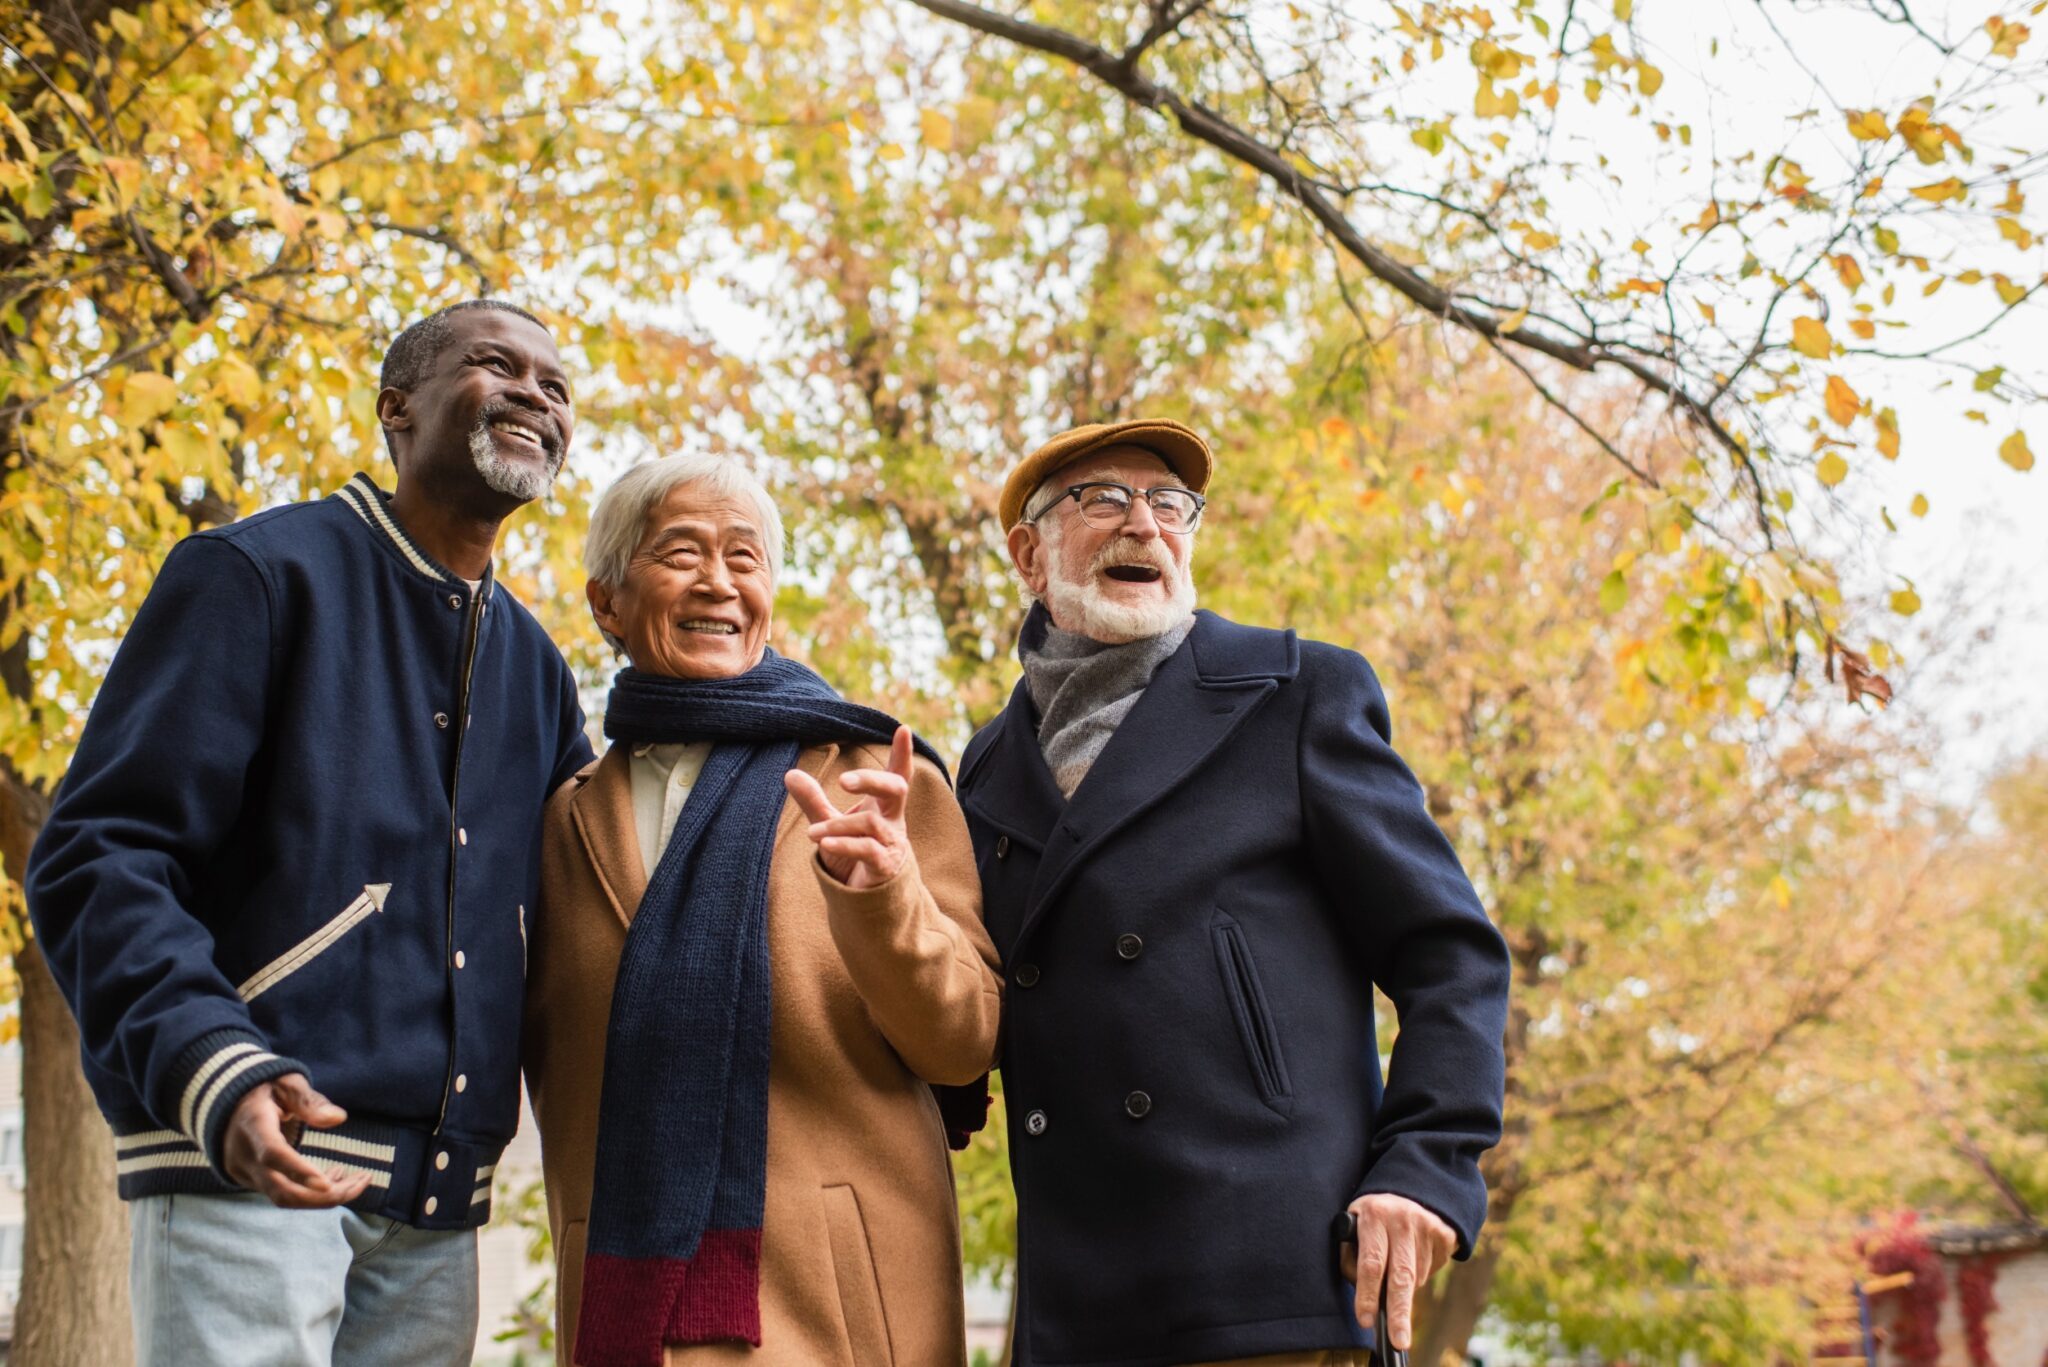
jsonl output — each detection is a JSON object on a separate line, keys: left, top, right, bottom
{"left": 570, "top": 746, "right": 643, "bottom": 929}
{"left": 1014, "top": 612, "right": 1294, "bottom": 953}
{"left": 961, "top": 679, "right": 1066, "bottom": 852}
{"left": 572, "top": 741, "right": 839, "bottom": 930}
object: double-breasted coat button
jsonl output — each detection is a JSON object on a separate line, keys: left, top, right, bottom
{"left": 1014, "top": 963, "right": 1041, "bottom": 988}
{"left": 1024, "top": 1109, "right": 1048, "bottom": 1136}
{"left": 996, "top": 836, "right": 1010, "bottom": 859}
{"left": 1125, "top": 1090, "right": 1152, "bottom": 1119}
{"left": 1116, "top": 933, "right": 1144, "bottom": 960}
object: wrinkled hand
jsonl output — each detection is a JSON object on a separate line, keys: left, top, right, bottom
{"left": 784, "top": 725, "right": 915, "bottom": 891}
{"left": 223, "top": 1073, "right": 371, "bottom": 1210}
{"left": 1339, "top": 1192, "right": 1457, "bottom": 1352}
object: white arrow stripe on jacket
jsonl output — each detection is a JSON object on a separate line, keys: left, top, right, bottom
{"left": 237, "top": 883, "right": 392, "bottom": 1002}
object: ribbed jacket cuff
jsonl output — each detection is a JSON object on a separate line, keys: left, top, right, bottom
{"left": 163, "top": 1028, "right": 306, "bottom": 1182}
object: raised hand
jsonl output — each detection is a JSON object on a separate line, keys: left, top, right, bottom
{"left": 784, "top": 725, "right": 916, "bottom": 891}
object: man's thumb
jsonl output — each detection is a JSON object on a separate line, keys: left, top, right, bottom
{"left": 274, "top": 1073, "right": 346, "bottom": 1127}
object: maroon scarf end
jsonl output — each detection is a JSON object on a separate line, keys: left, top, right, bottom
{"left": 573, "top": 1231, "right": 764, "bottom": 1366}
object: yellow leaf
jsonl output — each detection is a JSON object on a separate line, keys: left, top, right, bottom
{"left": 1498, "top": 305, "right": 1530, "bottom": 333}
{"left": 1636, "top": 61, "right": 1663, "bottom": 96}
{"left": 1522, "top": 229, "right": 1559, "bottom": 251}
{"left": 1997, "top": 217, "right": 2034, "bottom": 248}
{"left": 919, "top": 109, "right": 954, "bottom": 153}
{"left": 1845, "top": 109, "right": 1891, "bottom": 141}
{"left": 1993, "top": 275, "right": 2027, "bottom": 306}
{"left": 119, "top": 372, "right": 179, "bottom": 426}
{"left": 1823, "top": 374, "right": 1860, "bottom": 427}
{"left": 1909, "top": 493, "right": 1929, "bottom": 517}
{"left": 217, "top": 356, "right": 261, "bottom": 409}
{"left": 1849, "top": 319, "right": 1876, "bottom": 339}
{"left": 2001, "top": 430, "right": 2036, "bottom": 471}
{"left": 1876, "top": 407, "right": 1900, "bottom": 459}
{"left": 1698, "top": 302, "right": 1717, "bottom": 324}
{"left": 1832, "top": 254, "right": 1864, "bottom": 290}
{"left": 1474, "top": 77, "right": 1521, "bottom": 119}
{"left": 1890, "top": 587, "right": 1922, "bottom": 616}
{"left": 1631, "top": 238, "right": 1651, "bottom": 256}
{"left": 1911, "top": 177, "right": 1966, "bottom": 203}
{"left": 1770, "top": 875, "right": 1792, "bottom": 909}
{"left": 875, "top": 143, "right": 906, "bottom": 162}
{"left": 1790, "top": 316, "right": 1832, "bottom": 359}
{"left": 1817, "top": 451, "right": 1849, "bottom": 486}
{"left": 1614, "top": 0, "right": 1632, "bottom": 18}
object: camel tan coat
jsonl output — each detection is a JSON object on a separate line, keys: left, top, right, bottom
{"left": 525, "top": 742, "right": 1002, "bottom": 1367}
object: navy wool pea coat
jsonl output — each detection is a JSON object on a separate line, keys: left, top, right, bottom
{"left": 957, "top": 606, "right": 1511, "bottom": 1367}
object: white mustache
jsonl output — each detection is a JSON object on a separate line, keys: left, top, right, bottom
{"left": 1090, "top": 537, "right": 1176, "bottom": 577}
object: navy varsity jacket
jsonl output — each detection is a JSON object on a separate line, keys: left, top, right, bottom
{"left": 26, "top": 474, "right": 593, "bottom": 1230}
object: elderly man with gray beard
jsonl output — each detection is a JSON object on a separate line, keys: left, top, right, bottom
{"left": 28, "top": 300, "right": 592, "bottom": 1366}
{"left": 955, "top": 419, "right": 1512, "bottom": 1367}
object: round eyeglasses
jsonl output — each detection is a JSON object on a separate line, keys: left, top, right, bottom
{"left": 1027, "top": 481, "right": 1206, "bottom": 533}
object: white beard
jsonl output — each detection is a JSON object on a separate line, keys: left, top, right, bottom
{"left": 1042, "top": 535, "right": 1198, "bottom": 644}
{"left": 469, "top": 420, "right": 559, "bottom": 502}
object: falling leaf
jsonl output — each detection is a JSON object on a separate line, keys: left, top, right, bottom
{"left": 1823, "top": 375, "right": 1861, "bottom": 427}
{"left": 2001, "top": 430, "right": 2036, "bottom": 471}
{"left": 1791, "top": 317, "right": 1833, "bottom": 359}
{"left": 1817, "top": 451, "right": 1849, "bottom": 486}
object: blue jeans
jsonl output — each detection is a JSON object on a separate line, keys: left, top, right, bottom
{"left": 130, "top": 1192, "right": 478, "bottom": 1366}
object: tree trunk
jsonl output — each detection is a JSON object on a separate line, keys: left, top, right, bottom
{"left": 1412, "top": 1236, "right": 1505, "bottom": 1367}
{"left": 2, "top": 747, "right": 132, "bottom": 1365}
{"left": 12, "top": 940, "right": 133, "bottom": 1366}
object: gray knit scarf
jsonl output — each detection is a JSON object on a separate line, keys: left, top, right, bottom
{"left": 1021, "top": 606, "right": 1195, "bottom": 797}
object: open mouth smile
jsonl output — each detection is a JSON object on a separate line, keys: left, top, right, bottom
{"left": 1104, "top": 565, "right": 1163, "bottom": 584}
{"left": 490, "top": 421, "right": 547, "bottom": 454}
{"left": 678, "top": 620, "right": 741, "bottom": 635}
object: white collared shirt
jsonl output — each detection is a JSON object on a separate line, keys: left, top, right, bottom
{"left": 628, "top": 740, "right": 715, "bottom": 878}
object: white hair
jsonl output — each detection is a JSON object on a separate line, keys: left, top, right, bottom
{"left": 584, "top": 456, "right": 785, "bottom": 652}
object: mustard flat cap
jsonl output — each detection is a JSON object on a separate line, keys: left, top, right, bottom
{"left": 999, "top": 419, "right": 1214, "bottom": 529}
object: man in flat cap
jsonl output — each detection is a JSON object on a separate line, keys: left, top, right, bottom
{"left": 956, "top": 419, "right": 1511, "bottom": 1366}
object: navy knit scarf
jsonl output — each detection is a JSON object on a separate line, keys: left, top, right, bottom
{"left": 574, "top": 653, "right": 980, "bottom": 1367}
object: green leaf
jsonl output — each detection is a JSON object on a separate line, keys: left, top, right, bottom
{"left": 1600, "top": 570, "right": 1629, "bottom": 613}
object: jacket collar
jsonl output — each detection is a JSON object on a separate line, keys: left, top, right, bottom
{"left": 569, "top": 741, "right": 837, "bottom": 929}
{"left": 331, "top": 473, "right": 497, "bottom": 601}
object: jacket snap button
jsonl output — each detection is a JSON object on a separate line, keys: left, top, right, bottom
{"left": 1125, "top": 1090, "right": 1152, "bottom": 1119}
{"left": 454, "top": 1073, "right": 467, "bottom": 1093}
{"left": 1024, "top": 1109, "right": 1047, "bottom": 1136}
{"left": 424, "top": 1196, "right": 438, "bottom": 1215}
{"left": 1014, "top": 963, "right": 1040, "bottom": 988}
{"left": 996, "top": 836, "right": 1010, "bottom": 859}
{"left": 1116, "top": 934, "right": 1144, "bottom": 960}
{"left": 435, "top": 1151, "right": 449, "bottom": 1171}
{"left": 448, "top": 593, "right": 463, "bottom": 610}
{"left": 433, "top": 712, "right": 450, "bottom": 729}
{"left": 458, "top": 828, "right": 468, "bottom": 846}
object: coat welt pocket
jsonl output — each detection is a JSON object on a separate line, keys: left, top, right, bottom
{"left": 822, "top": 1183, "right": 895, "bottom": 1367}
{"left": 237, "top": 883, "right": 391, "bottom": 1002}
{"left": 1213, "top": 917, "right": 1294, "bottom": 1114}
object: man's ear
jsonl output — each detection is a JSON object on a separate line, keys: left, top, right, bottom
{"left": 376, "top": 387, "right": 412, "bottom": 457}
{"left": 586, "top": 577, "right": 625, "bottom": 642}
{"left": 1007, "top": 521, "right": 1049, "bottom": 598}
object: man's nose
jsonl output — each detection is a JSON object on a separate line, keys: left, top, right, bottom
{"left": 1121, "top": 496, "right": 1162, "bottom": 540}
{"left": 693, "top": 560, "right": 738, "bottom": 597}
{"left": 502, "top": 369, "right": 549, "bottom": 410}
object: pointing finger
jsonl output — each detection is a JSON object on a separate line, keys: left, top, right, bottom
{"left": 783, "top": 768, "right": 840, "bottom": 825}
{"left": 887, "top": 726, "right": 914, "bottom": 784}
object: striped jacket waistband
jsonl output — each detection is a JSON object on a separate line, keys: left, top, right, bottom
{"left": 112, "top": 1115, "right": 504, "bottom": 1231}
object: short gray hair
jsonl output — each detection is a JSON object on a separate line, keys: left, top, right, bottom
{"left": 584, "top": 456, "right": 785, "bottom": 650}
